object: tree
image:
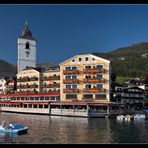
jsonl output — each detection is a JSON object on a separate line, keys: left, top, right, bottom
{"left": 111, "top": 72, "right": 116, "bottom": 82}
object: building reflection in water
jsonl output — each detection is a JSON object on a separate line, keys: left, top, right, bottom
{"left": 1, "top": 112, "right": 148, "bottom": 144}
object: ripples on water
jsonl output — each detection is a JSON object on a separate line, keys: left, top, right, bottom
{"left": 0, "top": 112, "right": 148, "bottom": 144}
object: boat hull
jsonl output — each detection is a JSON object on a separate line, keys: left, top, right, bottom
{"left": 143, "top": 110, "right": 148, "bottom": 119}
{"left": 0, "top": 126, "right": 28, "bottom": 134}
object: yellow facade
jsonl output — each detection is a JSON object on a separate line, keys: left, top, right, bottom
{"left": 42, "top": 69, "right": 60, "bottom": 94}
{"left": 16, "top": 67, "right": 60, "bottom": 94}
{"left": 60, "top": 54, "right": 111, "bottom": 102}
{"left": 5, "top": 79, "right": 15, "bottom": 94}
{"left": 17, "top": 68, "right": 41, "bottom": 94}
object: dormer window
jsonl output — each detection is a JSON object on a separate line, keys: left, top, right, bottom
{"left": 25, "top": 42, "right": 30, "bottom": 49}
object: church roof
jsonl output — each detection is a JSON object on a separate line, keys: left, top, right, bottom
{"left": 20, "top": 21, "right": 35, "bottom": 40}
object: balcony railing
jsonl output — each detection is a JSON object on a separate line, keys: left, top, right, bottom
{"left": 83, "top": 88, "right": 106, "bottom": 93}
{"left": 83, "top": 78, "right": 105, "bottom": 83}
{"left": 63, "top": 79, "right": 80, "bottom": 84}
{"left": 17, "top": 84, "right": 38, "bottom": 89}
{"left": 41, "top": 84, "right": 60, "bottom": 88}
{"left": 63, "top": 70, "right": 80, "bottom": 75}
{"left": 42, "top": 89, "right": 60, "bottom": 94}
{"left": 48, "top": 84, "right": 60, "bottom": 88}
{"left": 82, "top": 98, "right": 94, "bottom": 100}
{"left": 41, "top": 76, "right": 60, "bottom": 81}
{"left": 63, "top": 88, "right": 80, "bottom": 94}
{"left": 6, "top": 85, "right": 14, "bottom": 88}
{"left": 83, "top": 68, "right": 105, "bottom": 74}
{"left": 17, "top": 77, "right": 38, "bottom": 82}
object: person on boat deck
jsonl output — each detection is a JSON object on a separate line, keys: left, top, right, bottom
{"left": 2, "top": 121, "right": 7, "bottom": 128}
{"left": 9, "top": 124, "right": 13, "bottom": 130}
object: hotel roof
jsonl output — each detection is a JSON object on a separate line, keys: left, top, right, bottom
{"left": 59, "top": 54, "right": 110, "bottom": 65}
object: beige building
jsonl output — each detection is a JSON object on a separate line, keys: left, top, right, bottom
{"left": 42, "top": 67, "right": 60, "bottom": 94}
{"left": 5, "top": 78, "right": 16, "bottom": 94}
{"left": 17, "top": 67, "right": 43, "bottom": 94}
{"left": 0, "top": 77, "right": 7, "bottom": 94}
{"left": 59, "top": 54, "right": 111, "bottom": 102}
{"left": 16, "top": 67, "right": 60, "bottom": 95}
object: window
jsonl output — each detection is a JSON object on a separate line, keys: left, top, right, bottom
{"left": 83, "top": 94, "right": 93, "bottom": 98}
{"left": 25, "top": 42, "right": 30, "bottom": 49}
{"left": 85, "top": 75, "right": 91, "bottom": 78}
{"left": 97, "top": 74, "right": 102, "bottom": 79}
{"left": 40, "top": 97, "right": 44, "bottom": 100}
{"left": 95, "top": 94, "right": 106, "bottom": 99}
{"left": 85, "top": 84, "right": 91, "bottom": 89}
{"left": 96, "top": 84, "right": 103, "bottom": 89}
{"left": 66, "top": 75, "right": 77, "bottom": 79}
{"left": 85, "top": 57, "right": 89, "bottom": 61}
{"left": 72, "top": 59, "right": 75, "bottom": 62}
{"left": 72, "top": 75, "right": 77, "bottom": 79}
{"left": 92, "top": 58, "right": 95, "bottom": 61}
{"left": 66, "top": 94, "right": 77, "bottom": 99}
{"left": 66, "top": 75, "right": 71, "bottom": 79}
{"left": 79, "top": 58, "right": 82, "bottom": 62}
{"left": 97, "top": 65, "right": 103, "bottom": 70}
{"left": 72, "top": 66, "right": 77, "bottom": 70}
{"left": 66, "top": 67, "right": 71, "bottom": 70}
{"left": 72, "top": 85, "right": 77, "bottom": 89}
{"left": 66, "top": 85, "right": 71, "bottom": 89}
{"left": 85, "top": 66, "right": 91, "bottom": 69}
{"left": 43, "top": 89, "right": 47, "bottom": 92}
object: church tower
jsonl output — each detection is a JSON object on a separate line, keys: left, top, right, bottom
{"left": 17, "top": 22, "right": 36, "bottom": 73}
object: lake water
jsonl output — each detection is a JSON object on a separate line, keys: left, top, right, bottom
{"left": 0, "top": 112, "right": 148, "bottom": 144}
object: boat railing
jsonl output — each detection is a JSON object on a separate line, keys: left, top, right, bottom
{"left": 124, "top": 110, "right": 144, "bottom": 115}
{"left": 88, "top": 110, "right": 107, "bottom": 114}
{"left": 110, "top": 110, "right": 124, "bottom": 115}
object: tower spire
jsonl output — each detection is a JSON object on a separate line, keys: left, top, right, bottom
{"left": 25, "top": 20, "right": 28, "bottom": 26}
{"left": 21, "top": 20, "right": 34, "bottom": 40}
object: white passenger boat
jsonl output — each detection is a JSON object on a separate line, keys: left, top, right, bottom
{"left": 117, "top": 115, "right": 124, "bottom": 120}
{"left": 134, "top": 114, "right": 145, "bottom": 120}
{"left": 124, "top": 115, "right": 133, "bottom": 121}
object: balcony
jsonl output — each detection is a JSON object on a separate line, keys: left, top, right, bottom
{"left": 48, "top": 75, "right": 60, "bottom": 80}
{"left": 41, "top": 76, "right": 60, "bottom": 81}
{"left": 41, "top": 84, "right": 60, "bottom": 88}
{"left": 63, "top": 70, "right": 80, "bottom": 75}
{"left": 30, "top": 84, "right": 38, "bottom": 88}
{"left": 17, "top": 77, "right": 38, "bottom": 82}
{"left": 6, "top": 85, "right": 14, "bottom": 89}
{"left": 83, "top": 68, "right": 105, "bottom": 74}
{"left": 83, "top": 78, "right": 105, "bottom": 83}
{"left": 63, "top": 79, "right": 80, "bottom": 84}
{"left": 83, "top": 88, "right": 106, "bottom": 93}
{"left": 47, "top": 89, "right": 60, "bottom": 94}
{"left": 48, "top": 84, "right": 60, "bottom": 88}
{"left": 63, "top": 88, "right": 79, "bottom": 94}
{"left": 82, "top": 98, "right": 94, "bottom": 100}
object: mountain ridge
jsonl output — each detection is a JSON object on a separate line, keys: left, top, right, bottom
{"left": 0, "top": 41, "right": 148, "bottom": 78}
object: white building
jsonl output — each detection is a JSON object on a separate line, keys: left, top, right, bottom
{"left": 17, "top": 22, "right": 36, "bottom": 73}
{"left": 0, "top": 77, "right": 7, "bottom": 94}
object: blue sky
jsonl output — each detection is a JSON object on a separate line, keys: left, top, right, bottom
{"left": 0, "top": 4, "right": 148, "bottom": 65}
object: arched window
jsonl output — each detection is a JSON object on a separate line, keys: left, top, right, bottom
{"left": 25, "top": 42, "right": 30, "bottom": 49}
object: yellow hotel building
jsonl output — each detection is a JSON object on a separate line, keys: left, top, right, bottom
{"left": 60, "top": 54, "right": 111, "bottom": 102}
{"left": 17, "top": 67, "right": 42, "bottom": 94}
{"left": 42, "top": 67, "right": 60, "bottom": 94}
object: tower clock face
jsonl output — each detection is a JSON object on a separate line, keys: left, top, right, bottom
{"left": 25, "top": 50, "right": 30, "bottom": 57}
